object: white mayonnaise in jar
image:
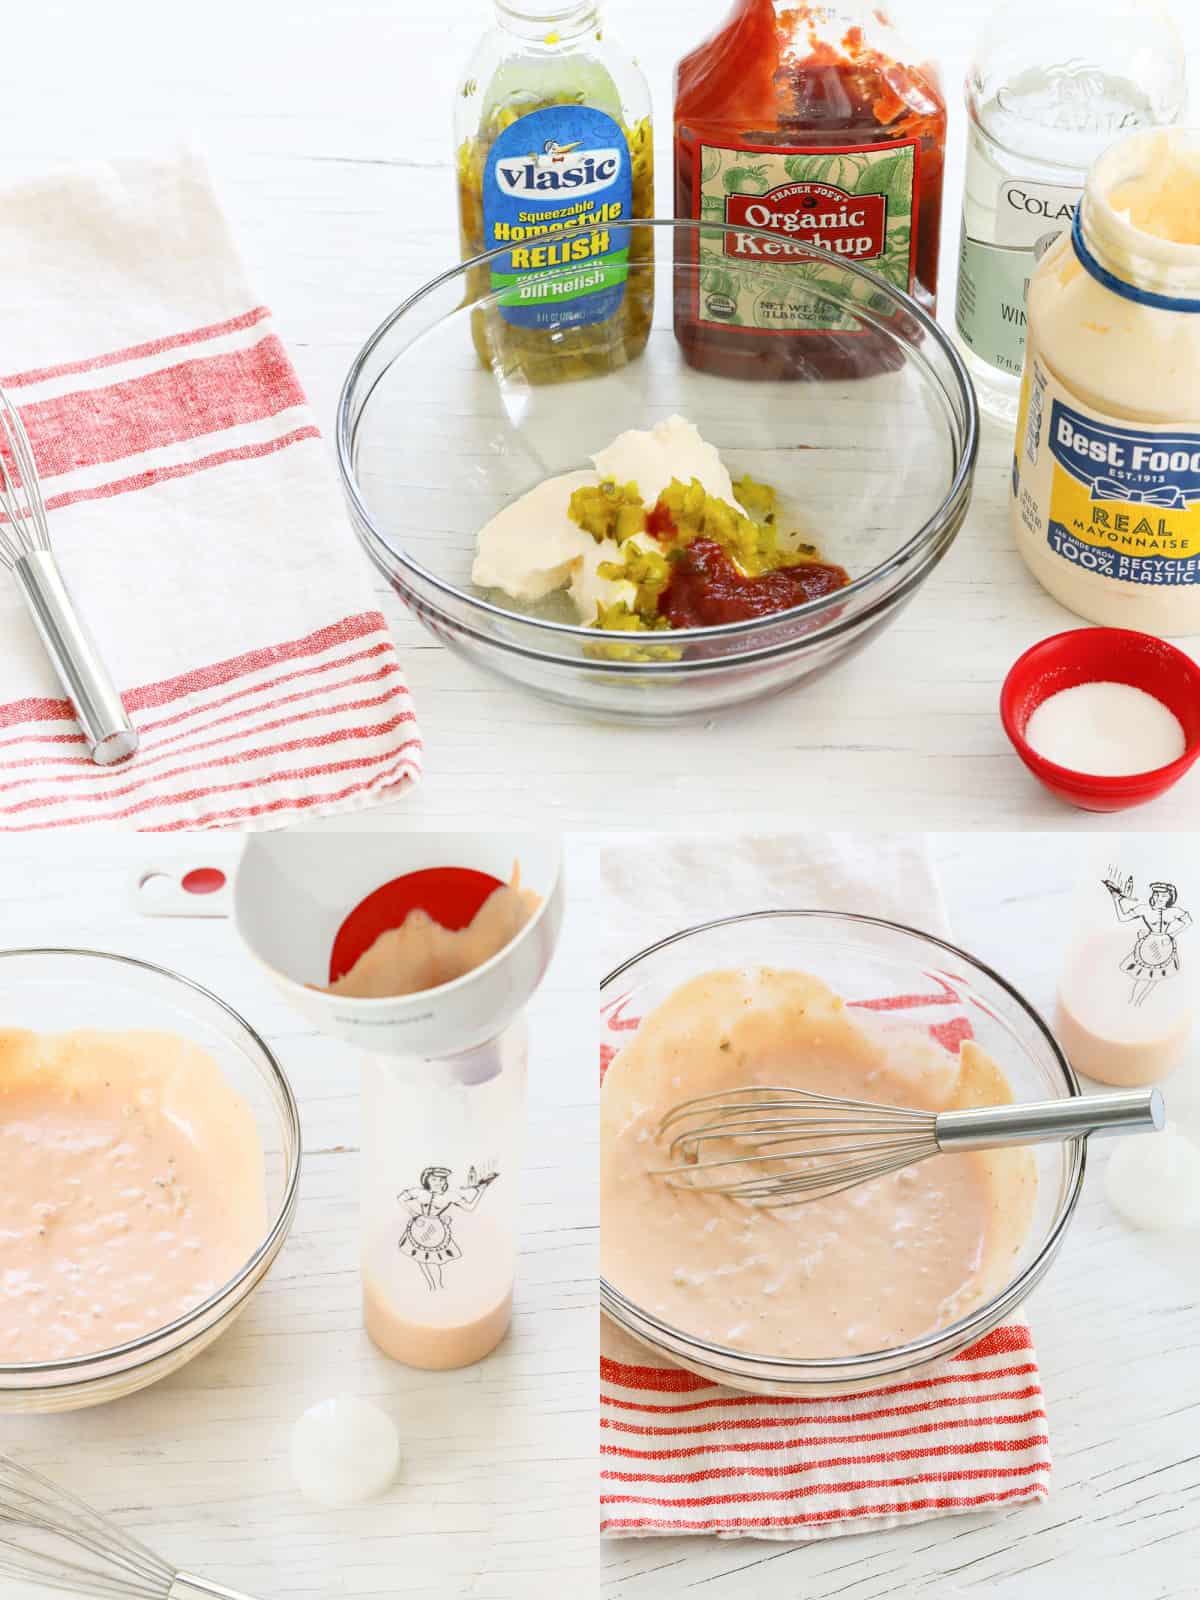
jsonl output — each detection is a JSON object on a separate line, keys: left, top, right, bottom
{"left": 1011, "top": 128, "right": 1200, "bottom": 636}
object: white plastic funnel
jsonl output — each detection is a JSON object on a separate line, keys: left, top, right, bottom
{"left": 234, "top": 832, "right": 563, "bottom": 1059}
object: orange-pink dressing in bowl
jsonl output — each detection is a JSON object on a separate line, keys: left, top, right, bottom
{"left": 601, "top": 969, "right": 1036, "bottom": 1359}
{"left": 0, "top": 1028, "right": 266, "bottom": 1365}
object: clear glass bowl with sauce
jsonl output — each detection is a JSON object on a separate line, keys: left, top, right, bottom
{"left": 0, "top": 949, "right": 301, "bottom": 1414}
{"left": 600, "top": 910, "right": 1084, "bottom": 1396}
{"left": 336, "top": 217, "right": 977, "bottom": 722}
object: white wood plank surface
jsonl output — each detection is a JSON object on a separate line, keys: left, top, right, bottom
{"left": 4, "top": 0, "right": 1198, "bottom": 830}
{"left": 0, "top": 833, "right": 596, "bottom": 1600}
{"left": 600, "top": 832, "right": 1200, "bottom": 1598}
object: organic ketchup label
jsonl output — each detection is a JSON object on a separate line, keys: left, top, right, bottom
{"left": 726, "top": 179, "right": 888, "bottom": 261}
{"left": 694, "top": 140, "right": 920, "bottom": 334}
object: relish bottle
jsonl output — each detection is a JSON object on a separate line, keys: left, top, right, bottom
{"left": 673, "top": 1, "right": 946, "bottom": 379}
{"left": 455, "top": 1, "right": 655, "bottom": 384}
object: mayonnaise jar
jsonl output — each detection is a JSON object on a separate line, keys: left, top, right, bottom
{"left": 1011, "top": 129, "right": 1200, "bottom": 636}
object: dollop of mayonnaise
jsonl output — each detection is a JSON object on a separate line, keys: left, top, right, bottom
{"left": 594, "top": 416, "right": 739, "bottom": 508}
{"left": 1109, "top": 130, "right": 1200, "bottom": 246}
{"left": 471, "top": 416, "right": 740, "bottom": 623}
{"left": 469, "top": 468, "right": 597, "bottom": 604}
{"left": 567, "top": 530, "right": 665, "bottom": 622}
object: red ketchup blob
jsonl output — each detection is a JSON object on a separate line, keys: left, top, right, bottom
{"left": 659, "top": 539, "right": 850, "bottom": 627}
{"left": 329, "top": 866, "right": 505, "bottom": 984}
{"left": 646, "top": 500, "right": 677, "bottom": 539}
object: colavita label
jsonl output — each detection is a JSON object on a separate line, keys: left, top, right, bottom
{"left": 694, "top": 139, "right": 919, "bottom": 333}
{"left": 956, "top": 163, "right": 1082, "bottom": 377}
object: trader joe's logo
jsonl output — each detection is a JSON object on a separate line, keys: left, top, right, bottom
{"left": 694, "top": 142, "right": 917, "bottom": 334}
{"left": 724, "top": 181, "right": 887, "bottom": 263}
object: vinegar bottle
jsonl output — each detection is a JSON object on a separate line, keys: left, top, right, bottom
{"left": 673, "top": 0, "right": 946, "bottom": 381}
{"left": 955, "top": 0, "right": 1185, "bottom": 425}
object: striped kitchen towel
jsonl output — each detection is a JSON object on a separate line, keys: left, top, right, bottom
{"left": 600, "top": 1319, "right": 1050, "bottom": 1538}
{"left": 600, "top": 971, "right": 1053, "bottom": 1539}
{"left": 0, "top": 154, "right": 420, "bottom": 829}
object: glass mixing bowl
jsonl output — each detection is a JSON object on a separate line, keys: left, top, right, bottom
{"left": 0, "top": 950, "right": 301, "bottom": 1413}
{"left": 337, "top": 218, "right": 978, "bottom": 721}
{"left": 600, "top": 911, "right": 1084, "bottom": 1396}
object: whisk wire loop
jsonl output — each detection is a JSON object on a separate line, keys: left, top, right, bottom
{"left": 0, "top": 1453, "right": 184, "bottom": 1600}
{"left": 0, "top": 386, "right": 52, "bottom": 570}
{"left": 0, "top": 384, "right": 139, "bottom": 763}
{"left": 733, "top": 1145, "right": 937, "bottom": 1205}
{"left": 655, "top": 1082, "right": 1165, "bottom": 1207}
{"left": 653, "top": 1084, "right": 942, "bottom": 1207}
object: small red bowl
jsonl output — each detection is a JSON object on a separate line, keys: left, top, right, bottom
{"left": 1001, "top": 627, "right": 1200, "bottom": 812}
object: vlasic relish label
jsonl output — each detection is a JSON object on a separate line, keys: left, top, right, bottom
{"left": 693, "top": 139, "right": 919, "bottom": 333}
{"left": 483, "top": 105, "right": 633, "bottom": 330}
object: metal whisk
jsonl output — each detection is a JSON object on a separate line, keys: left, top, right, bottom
{"left": 655, "top": 1084, "right": 1164, "bottom": 1206}
{"left": 0, "top": 1452, "right": 256, "bottom": 1600}
{"left": 0, "top": 386, "right": 138, "bottom": 765}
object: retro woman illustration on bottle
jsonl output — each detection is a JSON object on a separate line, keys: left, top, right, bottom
{"left": 396, "top": 1163, "right": 499, "bottom": 1292}
{"left": 1103, "top": 868, "right": 1193, "bottom": 1008}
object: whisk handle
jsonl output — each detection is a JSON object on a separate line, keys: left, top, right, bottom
{"left": 935, "top": 1089, "right": 1164, "bottom": 1151}
{"left": 170, "top": 1575, "right": 263, "bottom": 1600}
{"left": 13, "top": 550, "right": 138, "bottom": 765}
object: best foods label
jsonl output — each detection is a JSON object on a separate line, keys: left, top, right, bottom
{"left": 483, "top": 105, "right": 632, "bottom": 330}
{"left": 692, "top": 139, "right": 919, "bottom": 333}
{"left": 1014, "top": 353, "right": 1200, "bottom": 587}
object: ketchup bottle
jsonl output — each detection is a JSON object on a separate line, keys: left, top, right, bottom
{"left": 674, "top": 1, "right": 947, "bottom": 380}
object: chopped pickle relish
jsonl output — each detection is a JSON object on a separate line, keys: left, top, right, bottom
{"left": 567, "top": 472, "right": 849, "bottom": 633}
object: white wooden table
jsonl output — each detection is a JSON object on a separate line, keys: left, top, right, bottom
{"left": 0, "top": 834, "right": 596, "bottom": 1600}
{"left": 601, "top": 832, "right": 1200, "bottom": 1598}
{"left": 5, "top": 0, "right": 1198, "bottom": 831}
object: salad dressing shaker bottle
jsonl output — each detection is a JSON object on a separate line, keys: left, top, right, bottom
{"left": 672, "top": 0, "right": 946, "bottom": 381}
{"left": 455, "top": 0, "right": 654, "bottom": 383}
{"left": 360, "top": 1022, "right": 528, "bottom": 1369}
{"left": 1057, "top": 837, "right": 1196, "bottom": 1088}
{"left": 954, "top": 0, "right": 1185, "bottom": 424}
{"left": 233, "top": 835, "right": 564, "bottom": 1373}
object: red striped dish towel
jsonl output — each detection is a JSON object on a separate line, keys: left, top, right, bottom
{"left": 0, "top": 154, "right": 420, "bottom": 829}
{"left": 601, "top": 1320, "right": 1049, "bottom": 1538}
{"left": 600, "top": 970, "right": 1052, "bottom": 1539}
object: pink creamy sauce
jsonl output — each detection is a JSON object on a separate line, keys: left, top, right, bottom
{"left": 363, "top": 1210, "right": 515, "bottom": 1371}
{"left": 321, "top": 869, "right": 541, "bottom": 999}
{"left": 1058, "top": 930, "right": 1194, "bottom": 1087}
{"left": 0, "top": 1029, "right": 265, "bottom": 1365}
{"left": 601, "top": 969, "right": 1036, "bottom": 1357}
